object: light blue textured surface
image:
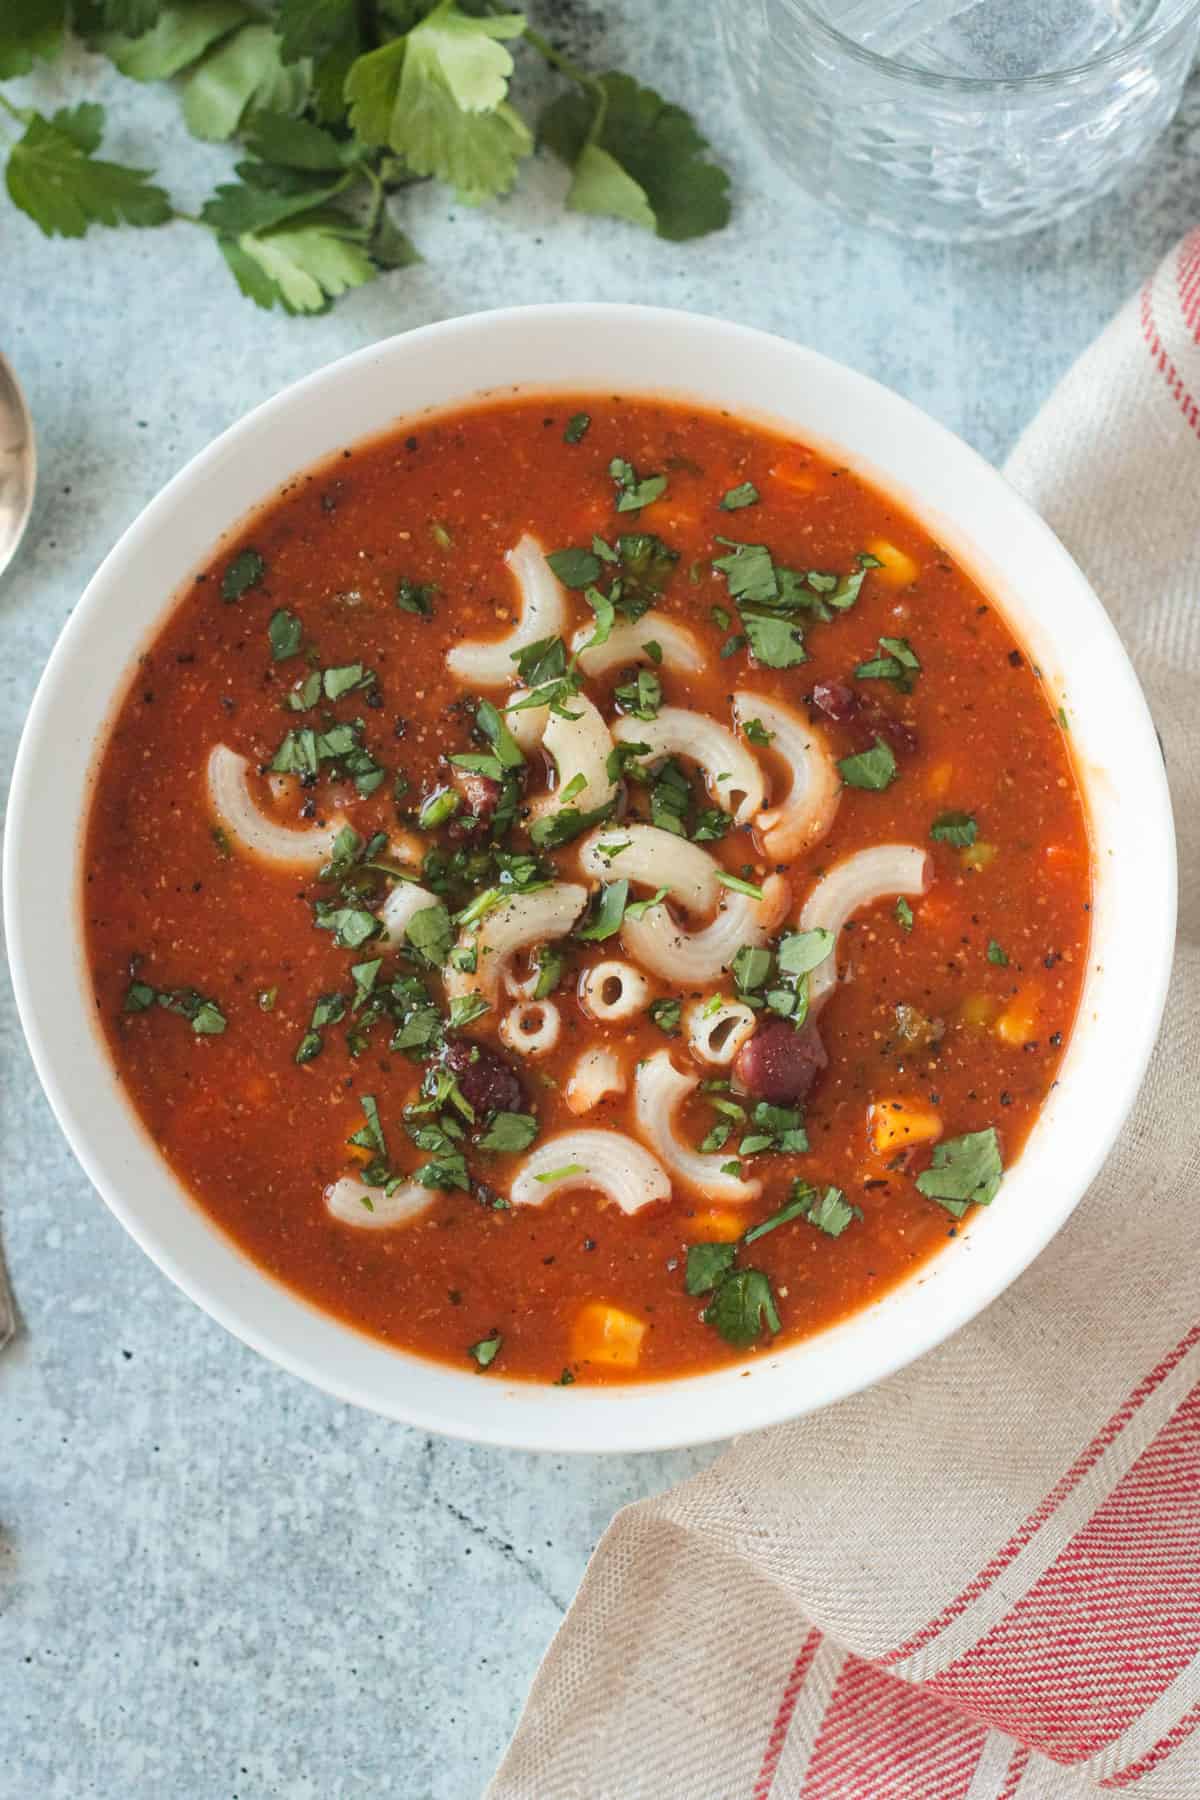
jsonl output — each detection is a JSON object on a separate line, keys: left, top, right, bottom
{"left": 2, "top": 17, "right": 1198, "bottom": 1798}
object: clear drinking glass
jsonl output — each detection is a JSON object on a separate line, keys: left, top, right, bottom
{"left": 721, "top": 0, "right": 1200, "bottom": 241}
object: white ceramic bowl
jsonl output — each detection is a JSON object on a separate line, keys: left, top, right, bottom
{"left": 4, "top": 306, "right": 1175, "bottom": 1453}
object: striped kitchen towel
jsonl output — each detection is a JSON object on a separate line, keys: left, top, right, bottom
{"left": 486, "top": 231, "right": 1200, "bottom": 1800}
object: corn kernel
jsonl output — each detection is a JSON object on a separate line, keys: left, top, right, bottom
{"left": 960, "top": 993, "right": 998, "bottom": 1029}
{"left": 866, "top": 539, "right": 920, "bottom": 587}
{"left": 996, "top": 985, "right": 1041, "bottom": 1046}
{"left": 869, "top": 1099, "right": 943, "bottom": 1154}
{"left": 962, "top": 840, "right": 998, "bottom": 871}
{"left": 570, "top": 1302, "right": 647, "bottom": 1369}
{"left": 689, "top": 1207, "right": 745, "bottom": 1243}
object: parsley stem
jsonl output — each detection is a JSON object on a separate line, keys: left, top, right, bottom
{"left": 521, "top": 26, "right": 605, "bottom": 108}
{"left": 0, "top": 92, "right": 30, "bottom": 125}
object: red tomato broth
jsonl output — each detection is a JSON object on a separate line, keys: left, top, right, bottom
{"left": 82, "top": 395, "right": 1091, "bottom": 1384}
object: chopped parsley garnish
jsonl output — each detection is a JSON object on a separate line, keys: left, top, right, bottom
{"left": 741, "top": 717, "right": 774, "bottom": 747}
{"left": 348, "top": 1094, "right": 387, "bottom": 1162}
{"left": 418, "top": 788, "right": 462, "bottom": 831}
{"left": 694, "top": 808, "right": 732, "bottom": 842}
{"left": 838, "top": 738, "right": 898, "bottom": 791}
{"left": 122, "top": 978, "right": 227, "bottom": 1036}
{"left": 931, "top": 811, "right": 978, "bottom": 847}
{"left": 711, "top": 604, "right": 731, "bottom": 631}
{"left": 447, "top": 994, "right": 491, "bottom": 1031}
{"left": 648, "top": 758, "right": 690, "bottom": 836}
{"left": 532, "top": 945, "right": 565, "bottom": 1000}
{"left": 546, "top": 547, "right": 602, "bottom": 589}
{"left": 406, "top": 902, "right": 454, "bottom": 967}
{"left": 529, "top": 800, "right": 615, "bottom": 851}
{"left": 987, "top": 939, "right": 1009, "bottom": 966}
{"left": 564, "top": 413, "right": 591, "bottom": 444}
{"left": 268, "top": 608, "right": 302, "bottom": 661}
{"left": 776, "top": 928, "right": 834, "bottom": 978}
{"left": 649, "top": 997, "right": 682, "bottom": 1035}
{"left": 684, "top": 1242, "right": 737, "bottom": 1295}
{"left": 625, "top": 885, "right": 669, "bottom": 921}
{"left": 613, "top": 534, "right": 678, "bottom": 619}
{"left": 582, "top": 586, "right": 615, "bottom": 648}
{"left": 555, "top": 1368, "right": 576, "bottom": 1386}
{"left": 577, "top": 880, "right": 630, "bottom": 942}
{"left": 731, "top": 945, "right": 771, "bottom": 993}
{"left": 469, "top": 1335, "right": 502, "bottom": 1369}
{"left": 295, "top": 990, "right": 347, "bottom": 1063}
{"left": 614, "top": 667, "right": 662, "bottom": 721}
{"left": 478, "top": 1112, "right": 539, "bottom": 1154}
{"left": 609, "top": 456, "right": 667, "bottom": 513}
{"left": 702, "top": 1269, "right": 781, "bottom": 1347}
{"left": 221, "top": 548, "right": 265, "bottom": 603}
{"left": 712, "top": 538, "right": 777, "bottom": 605}
{"left": 287, "top": 669, "right": 322, "bottom": 712}
{"left": 396, "top": 579, "right": 435, "bottom": 617}
{"left": 507, "top": 635, "right": 584, "bottom": 720}
{"left": 534, "top": 1163, "right": 585, "bottom": 1183}
{"left": 916, "top": 1128, "right": 1003, "bottom": 1217}
{"left": 715, "top": 871, "right": 763, "bottom": 900}
{"left": 313, "top": 902, "right": 381, "bottom": 950}
{"left": 788, "top": 1180, "right": 861, "bottom": 1238}
{"left": 269, "top": 719, "right": 385, "bottom": 797}
{"left": 323, "top": 662, "right": 375, "bottom": 701}
{"left": 855, "top": 635, "right": 921, "bottom": 692}
{"left": 350, "top": 959, "right": 382, "bottom": 1010}
{"left": 720, "top": 481, "right": 759, "bottom": 511}
{"left": 735, "top": 1101, "right": 808, "bottom": 1156}
{"left": 741, "top": 612, "right": 807, "bottom": 668}
{"left": 896, "top": 897, "right": 914, "bottom": 932}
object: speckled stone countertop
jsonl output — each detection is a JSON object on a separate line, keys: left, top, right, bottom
{"left": 2, "top": 14, "right": 1198, "bottom": 1796}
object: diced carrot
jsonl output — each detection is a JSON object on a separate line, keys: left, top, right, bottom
{"left": 960, "top": 994, "right": 998, "bottom": 1029}
{"left": 770, "top": 464, "right": 818, "bottom": 493}
{"left": 962, "top": 840, "right": 998, "bottom": 871}
{"left": 868, "top": 1098, "right": 943, "bottom": 1155}
{"left": 927, "top": 760, "right": 954, "bottom": 800}
{"left": 689, "top": 1206, "right": 745, "bottom": 1243}
{"left": 570, "top": 1301, "right": 647, "bottom": 1368}
{"left": 866, "top": 538, "right": 920, "bottom": 587}
{"left": 996, "top": 984, "right": 1041, "bottom": 1046}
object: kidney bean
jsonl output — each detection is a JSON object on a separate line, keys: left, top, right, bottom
{"left": 733, "top": 1017, "right": 828, "bottom": 1105}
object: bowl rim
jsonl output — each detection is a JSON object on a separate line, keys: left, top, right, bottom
{"left": 4, "top": 302, "right": 1177, "bottom": 1453}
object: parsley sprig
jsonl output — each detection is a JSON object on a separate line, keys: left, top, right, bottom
{"left": 2, "top": 5, "right": 731, "bottom": 313}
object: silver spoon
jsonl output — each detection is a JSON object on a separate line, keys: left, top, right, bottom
{"left": 0, "top": 351, "right": 36, "bottom": 580}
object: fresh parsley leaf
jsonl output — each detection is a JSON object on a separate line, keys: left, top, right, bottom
{"left": 268, "top": 607, "right": 302, "bottom": 660}
{"left": 741, "top": 717, "right": 773, "bottom": 747}
{"left": 528, "top": 801, "right": 614, "bottom": 851}
{"left": 742, "top": 1194, "right": 812, "bottom": 1244}
{"left": 742, "top": 611, "right": 806, "bottom": 668}
{"left": 931, "top": 811, "right": 978, "bottom": 847}
{"left": 418, "top": 788, "right": 461, "bottom": 830}
{"left": 776, "top": 928, "right": 834, "bottom": 978}
{"left": 447, "top": 993, "right": 490, "bottom": 1030}
{"left": 469, "top": 1333, "right": 502, "bottom": 1368}
{"left": 649, "top": 997, "right": 681, "bottom": 1035}
{"left": 789, "top": 1179, "right": 860, "bottom": 1238}
{"left": 582, "top": 585, "right": 615, "bottom": 650}
{"left": 323, "top": 661, "right": 373, "bottom": 700}
{"left": 0, "top": 0, "right": 66, "bottom": 80}
{"left": 5, "top": 103, "right": 172, "bottom": 239}
{"left": 181, "top": 21, "right": 309, "bottom": 142}
{"left": 218, "top": 207, "right": 375, "bottom": 316}
{"left": 126, "top": 979, "right": 227, "bottom": 1035}
{"left": 987, "top": 939, "right": 1009, "bottom": 966}
{"left": 625, "top": 885, "right": 668, "bottom": 921}
{"left": 609, "top": 456, "right": 667, "bottom": 514}
{"left": 896, "top": 897, "right": 914, "bottom": 932}
{"left": 702, "top": 1268, "right": 780, "bottom": 1346}
{"left": 347, "top": 1092, "right": 387, "bottom": 1161}
{"left": 577, "top": 880, "right": 629, "bottom": 942}
{"left": 694, "top": 808, "right": 731, "bottom": 843}
{"left": 838, "top": 738, "right": 897, "bottom": 791}
{"left": 475, "top": 698, "right": 524, "bottom": 770}
{"left": 122, "top": 979, "right": 156, "bottom": 1013}
{"left": 406, "top": 901, "right": 453, "bottom": 966}
{"left": 855, "top": 635, "right": 921, "bottom": 692}
{"left": 564, "top": 412, "right": 590, "bottom": 443}
{"left": 478, "top": 1111, "right": 538, "bottom": 1154}
{"left": 712, "top": 539, "right": 777, "bottom": 605}
{"left": 616, "top": 533, "right": 678, "bottom": 616}
{"left": 350, "top": 958, "right": 382, "bottom": 1010}
{"left": 916, "top": 1128, "right": 1003, "bottom": 1216}
{"left": 97, "top": 3, "right": 249, "bottom": 83}
{"left": 732, "top": 945, "right": 771, "bottom": 993}
{"left": 314, "top": 901, "right": 381, "bottom": 949}
{"left": 614, "top": 667, "right": 662, "bottom": 721}
{"left": 715, "top": 871, "right": 763, "bottom": 900}
{"left": 539, "top": 71, "right": 730, "bottom": 242}
{"left": 274, "top": 0, "right": 357, "bottom": 66}
{"left": 648, "top": 757, "right": 690, "bottom": 837}
{"left": 720, "top": 481, "right": 759, "bottom": 511}
{"left": 396, "top": 578, "right": 435, "bottom": 616}
{"left": 345, "top": 5, "right": 532, "bottom": 205}
{"left": 684, "top": 1241, "right": 737, "bottom": 1295}
{"left": 546, "top": 546, "right": 601, "bottom": 589}
{"left": 222, "top": 546, "right": 265, "bottom": 601}
{"left": 532, "top": 944, "right": 564, "bottom": 1000}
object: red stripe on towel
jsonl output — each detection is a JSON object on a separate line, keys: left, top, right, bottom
{"left": 750, "top": 1628, "right": 823, "bottom": 1800}
{"left": 799, "top": 1658, "right": 986, "bottom": 1799}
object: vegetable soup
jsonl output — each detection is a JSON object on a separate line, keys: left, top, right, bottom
{"left": 82, "top": 396, "right": 1091, "bottom": 1383}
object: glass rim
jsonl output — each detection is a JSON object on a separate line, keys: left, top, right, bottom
{"left": 776, "top": 0, "right": 1200, "bottom": 91}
